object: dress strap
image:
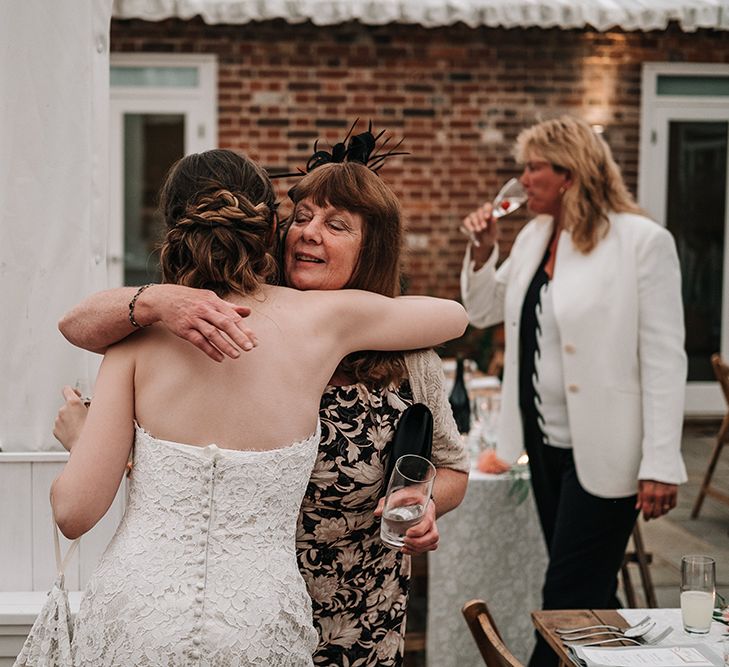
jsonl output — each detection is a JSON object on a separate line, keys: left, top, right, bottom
{"left": 52, "top": 514, "right": 80, "bottom": 579}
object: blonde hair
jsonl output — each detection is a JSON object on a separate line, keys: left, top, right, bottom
{"left": 514, "top": 116, "right": 642, "bottom": 253}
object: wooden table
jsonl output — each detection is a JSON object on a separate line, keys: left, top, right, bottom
{"left": 531, "top": 609, "right": 631, "bottom": 667}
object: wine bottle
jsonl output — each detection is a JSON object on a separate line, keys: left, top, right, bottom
{"left": 449, "top": 356, "right": 471, "bottom": 434}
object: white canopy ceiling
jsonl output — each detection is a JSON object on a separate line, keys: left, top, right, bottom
{"left": 113, "top": 0, "right": 729, "bottom": 32}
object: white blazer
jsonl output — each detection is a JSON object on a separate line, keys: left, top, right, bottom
{"left": 461, "top": 212, "right": 688, "bottom": 498}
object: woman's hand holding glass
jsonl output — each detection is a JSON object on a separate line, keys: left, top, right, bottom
{"left": 461, "top": 202, "right": 498, "bottom": 254}
{"left": 374, "top": 495, "right": 439, "bottom": 555}
{"left": 53, "top": 385, "right": 89, "bottom": 452}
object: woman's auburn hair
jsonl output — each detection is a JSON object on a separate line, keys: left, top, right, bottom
{"left": 286, "top": 162, "right": 408, "bottom": 389}
{"left": 158, "top": 149, "right": 278, "bottom": 297}
{"left": 514, "top": 115, "right": 643, "bottom": 253}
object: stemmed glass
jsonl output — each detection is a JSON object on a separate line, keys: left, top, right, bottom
{"left": 460, "top": 177, "right": 527, "bottom": 247}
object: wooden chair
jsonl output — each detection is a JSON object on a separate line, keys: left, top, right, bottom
{"left": 691, "top": 353, "right": 729, "bottom": 518}
{"left": 620, "top": 521, "right": 657, "bottom": 608}
{"left": 462, "top": 599, "right": 524, "bottom": 667}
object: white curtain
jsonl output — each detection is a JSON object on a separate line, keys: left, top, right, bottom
{"left": 0, "top": 1, "right": 112, "bottom": 451}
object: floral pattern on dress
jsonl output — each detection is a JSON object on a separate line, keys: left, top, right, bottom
{"left": 296, "top": 381, "right": 414, "bottom": 667}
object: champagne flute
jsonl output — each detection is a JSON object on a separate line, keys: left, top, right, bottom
{"left": 460, "top": 177, "right": 528, "bottom": 247}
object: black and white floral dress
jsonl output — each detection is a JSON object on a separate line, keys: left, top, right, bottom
{"left": 295, "top": 349, "right": 469, "bottom": 667}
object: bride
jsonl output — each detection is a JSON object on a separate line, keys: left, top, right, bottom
{"left": 50, "top": 149, "right": 467, "bottom": 666}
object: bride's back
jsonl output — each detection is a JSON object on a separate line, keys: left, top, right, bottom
{"left": 131, "top": 284, "right": 344, "bottom": 451}
{"left": 128, "top": 149, "right": 333, "bottom": 450}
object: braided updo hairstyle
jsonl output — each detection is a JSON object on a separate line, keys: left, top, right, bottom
{"left": 158, "top": 149, "right": 278, "bottom": 296}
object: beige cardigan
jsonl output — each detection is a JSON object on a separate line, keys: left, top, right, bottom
{"left": 404, "top": 349, "right": 470, "bottom": 473}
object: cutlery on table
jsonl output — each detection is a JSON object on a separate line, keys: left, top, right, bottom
{"left": 560, "top": 622, "right": 655, "bottom": 642}
{"left": 555, "top": 615, "right": 650, "bottom": 635}
{"left": 565, "top": 627, "right": 673, "bottom": 649}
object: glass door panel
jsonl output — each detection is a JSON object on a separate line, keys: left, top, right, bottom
{"left": 123, "top": 113, "right": 184, "bottom": 286}
{"left": 665, "top": 121, "right": 728, "bottom": 381}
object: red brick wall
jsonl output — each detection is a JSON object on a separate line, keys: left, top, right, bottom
{"left": 111, "top": 18, "right": 729, "bottom": 300}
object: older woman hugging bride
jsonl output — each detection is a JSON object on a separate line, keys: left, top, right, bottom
{"left": 49, "top": 145, "right": 466, "bottom": 666}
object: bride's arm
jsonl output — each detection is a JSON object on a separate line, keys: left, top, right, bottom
{"left": 51, "top": 342, "right": 136, "bottom": 539}
{"left": 59, "top": 285, "right": 256, "bottom": 361}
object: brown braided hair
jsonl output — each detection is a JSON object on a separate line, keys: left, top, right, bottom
{"left": 158, "top": 150, "right": 278, "bottom": 296}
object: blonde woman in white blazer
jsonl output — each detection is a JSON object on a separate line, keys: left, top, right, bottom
{"left": 460, "top": 116, "right": 687, "bottom": 667}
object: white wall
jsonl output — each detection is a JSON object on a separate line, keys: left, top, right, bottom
{"left": 0, "top": 453, "right": 124, "bottom": 592}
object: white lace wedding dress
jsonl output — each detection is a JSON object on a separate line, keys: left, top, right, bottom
{"left": 72, "top": 423, "right": 320, "bottom": 666}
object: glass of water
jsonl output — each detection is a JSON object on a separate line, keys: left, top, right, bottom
{"left": 680, "top": 555, "right": 716, "bottom": 634}
{"left": 380, "top": 454, "right": 436, "bottom": 550}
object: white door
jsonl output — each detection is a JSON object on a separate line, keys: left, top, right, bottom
{"left": 639, "top": 64, "right": 729, "bottom": 416}
{"left": 109, "top": 54, "right": 217, "bottom": 286}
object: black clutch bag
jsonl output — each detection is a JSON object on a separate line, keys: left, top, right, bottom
{"left": 382, "top": 403, "right": 434, "bottom": 497}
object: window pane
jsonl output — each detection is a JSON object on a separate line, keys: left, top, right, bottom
{"left": 123, "top": 114, "right": 184, "bottom": 286}
{"left": 665, "top": 121, "right": 727, "bottom": 381}
{"left": 657, "top": 75, "right": 729, "bottom": 97}
{"left": 111, "top": 66, "right": 199, "bottom": 88}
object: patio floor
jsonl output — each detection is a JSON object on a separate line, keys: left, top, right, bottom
{"left": 640, "top": 419, "right": 729, "bottom": 607}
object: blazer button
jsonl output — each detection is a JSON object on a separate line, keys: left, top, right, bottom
{"left": 568, "top": 384, "right": 579, "bottom": 393}
{"left": 564, "top": 344, "right": 576, "bottom": 354}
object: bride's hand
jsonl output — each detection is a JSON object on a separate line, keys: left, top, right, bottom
{"left": 53, "top": 385, "right": 88, "bottom": 452}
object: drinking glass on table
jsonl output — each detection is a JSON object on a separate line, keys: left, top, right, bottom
{"left": 380, "top": 454, "right": 436, "bottom": 549}
{"left": 680, "top": 555, "right": 716, "bottom": 634}
{"left": 460, "top": 177, "right": 527, "bottom": 247}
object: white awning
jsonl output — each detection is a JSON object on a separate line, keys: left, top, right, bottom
{"left": 113, "top": 0, "right": 729, "bottom": 32}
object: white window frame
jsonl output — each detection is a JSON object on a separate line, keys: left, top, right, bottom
{"left": 639, "top": 62, "right": 729, "bottom": 416}
{"left": 109, "top": 53, "right": 217, "bottom": 286}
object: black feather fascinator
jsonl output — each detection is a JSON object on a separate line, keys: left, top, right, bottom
{"left": 270, "top": 119, "right": 408, "bottom": 179}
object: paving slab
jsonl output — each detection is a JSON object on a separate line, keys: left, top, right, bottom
{"left": 626, "top": 420, "right": 729, "bottom": 609}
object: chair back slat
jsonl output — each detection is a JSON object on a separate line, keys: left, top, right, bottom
{"left": 691, "top": 353, "right": 729, "bottom": 517}
{"left": 712, "top": 354, "right": 729, "bottom": 406}
{"left": 462, "top": 599, "right": 524, "bottom": 667}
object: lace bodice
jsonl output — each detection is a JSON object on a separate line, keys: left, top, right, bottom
{"left": 72, "top": 424, "right": 320, "bottom": 666}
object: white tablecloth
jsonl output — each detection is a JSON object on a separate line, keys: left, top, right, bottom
{"left": 427, "top": 469, "right": 548, "bottom": 665}
{"left": 620, "top": 608, "right": 727, "bottom": 661}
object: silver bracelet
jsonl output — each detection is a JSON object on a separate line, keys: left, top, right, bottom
{"left": 128, "top": 283, "right": 154, "bottom": 329}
